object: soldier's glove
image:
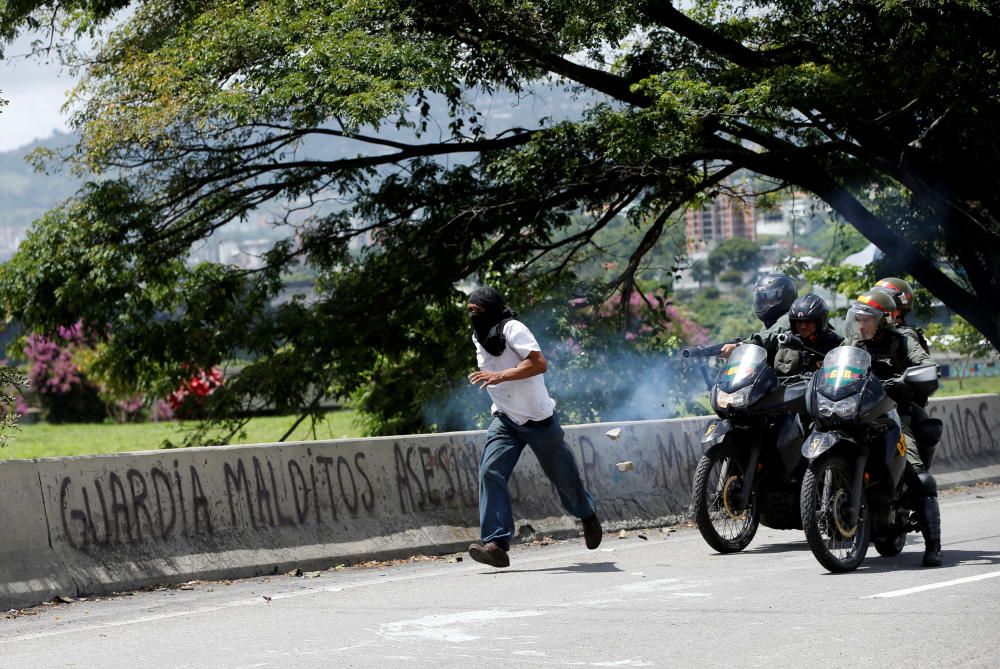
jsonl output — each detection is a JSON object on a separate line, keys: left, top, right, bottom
{"left": 882, "top": 377, "right": 912, "bottom": 405}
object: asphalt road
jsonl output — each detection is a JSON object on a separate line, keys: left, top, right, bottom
{"left": 2, "top": 486, "right": 999, "bottom": 668}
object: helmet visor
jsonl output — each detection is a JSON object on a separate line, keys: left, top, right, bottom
{"left": 848, "top": 304, "right": 883, "bottom": 340}
{"left": 753, "top": 287, "right": 785, "bottom": 318}
{"left": 850, "top": 302, "right": 883, "bottom": 320}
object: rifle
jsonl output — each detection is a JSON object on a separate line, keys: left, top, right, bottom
{"left": 776, "top": 332, "right": 826, "bottom": 359}
{"left": 681, "top": 338, "right": 741, "bottom": 390}
{"left": 681, "top": 338, "right": 742, "bottom": 359}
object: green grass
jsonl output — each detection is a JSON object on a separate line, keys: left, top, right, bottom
{"left": 0, "top": 409, "right": 363, "bottom": 461}
{"left": 937, "top": 375, "right": 1000, "bottom": 397}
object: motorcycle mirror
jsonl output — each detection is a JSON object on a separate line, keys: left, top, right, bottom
{"left": 901, "top": 364, "right": 938, "bottom": 383}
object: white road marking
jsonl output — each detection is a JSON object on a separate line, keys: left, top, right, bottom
{"left": 618, "top": 577, "right": 681, "bottom": 592}
{"left": 379, "top": 608, "right": 545, "bottom": 643}
{"left": 865, "top": 569, "right": 1000, "bottom": 598}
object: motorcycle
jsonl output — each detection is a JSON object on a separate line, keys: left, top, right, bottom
{"left": 798, "top": 346, "right": 940, "bottom": 572}
{"left": 686, "top": 342, "right": 810, "bottom": 553}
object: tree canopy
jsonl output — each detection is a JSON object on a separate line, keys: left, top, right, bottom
{"left": 2, "top": 0, "right": 999, "bottom": 435}
{"left": 708, "top": 237, "right": 762, "bottom": 275}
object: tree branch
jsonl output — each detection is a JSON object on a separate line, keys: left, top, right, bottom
{"left": 641, "top": 2, "right": 817, "bottom": 68}
{"left": 427, "top": 19, "right": 650, "bottom": 106}
{"left": 609, "top": 163, "right": 741, "bottom": 329}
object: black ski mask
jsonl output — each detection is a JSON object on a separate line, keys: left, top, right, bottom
{"left": 468, "top": 287, "right": 517, "bottom": 357}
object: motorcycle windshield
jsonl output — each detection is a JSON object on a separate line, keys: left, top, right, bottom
{"left": 819, "top": 346, "right": 871, "bottom": 400}
{"left": 717, "top": 344, "right": 768, "bottom": 393}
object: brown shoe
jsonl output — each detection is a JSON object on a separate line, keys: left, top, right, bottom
{"left": 582, "top": 513, "right": 602, "bottom": 549}
{"left": 469, "top": 541, "right": 510, "bottom": 568}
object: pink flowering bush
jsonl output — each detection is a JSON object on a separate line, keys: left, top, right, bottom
{"left": 114, "top": 395, "right": 146, "bottom": 423}
{"left": 23, "top": 322, "right": 106, "bottom": 423}
{"left": 24, "top": 334, "right": 82, "bottom": 395}
{"left": 598, "top": 291, "right": 709, "bottom": 346}
{"left": 152, "top": 399, "right": 175, "bottom": 421}
{"left": 663, "top": 304, "right": 711, "bottom": 347}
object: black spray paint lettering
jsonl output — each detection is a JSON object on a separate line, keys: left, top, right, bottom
{"left": 59, "top": 465, "right": 214, "bottom": 549}
{"left": 356, "top": 452, "right": 375, "bottom": 512}
{"left": 287, "top": 459, "right": 311, "bottom": 524}
{"left": 928, "top": 400, "right": 997, "bottom": 465}
{"left": 576, "top": 436, "right": 599, "bottom": 491}
{"left": 59, "top": 451, "right": 379, "bottom": 552}
{"left": 393, "top": 442, "right": 481, "bottom": 514}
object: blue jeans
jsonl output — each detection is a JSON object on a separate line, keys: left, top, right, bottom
{"left": 479, "top": 413, "right": 596, "bottom": 550}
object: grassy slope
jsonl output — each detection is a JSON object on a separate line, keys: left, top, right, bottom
{"left": 936, "top": 376, "right": 1000, "bottom": 398}
{"left": 0, "top": 410, "right": 363, "bottom": 461}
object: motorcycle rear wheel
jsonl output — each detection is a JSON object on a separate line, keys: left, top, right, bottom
{"left": 692, "top": 446, "right": 761, "bottom": 553}
{"left": 801, "top": 455, "right": 870, "bottom": 572}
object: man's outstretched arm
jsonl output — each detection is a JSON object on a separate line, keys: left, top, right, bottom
{"left": 469, "top": 351, "right": 547, "bottom": 388}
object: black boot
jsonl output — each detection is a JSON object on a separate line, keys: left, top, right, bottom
{"left": 921, "top": 496, "right": 943, "bottom": 567}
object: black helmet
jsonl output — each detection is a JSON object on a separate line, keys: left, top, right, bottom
{"left": 852, "top": 290, "right": 896, "bottom": 331}
{"left": 872, "top": 277, "right": 914, "bottom": 314}
{"left": 788, "top": 293, "right": 830, "bottom": 332}
{"left": 752, "top": 272, "right": 797, "bottom": 325}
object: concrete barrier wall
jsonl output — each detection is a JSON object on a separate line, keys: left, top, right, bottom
{"left": 2, "top": 394, "right": 998, "bottom": 609}
{"left": 0, "top": 460, "right": 66, "bottom": 608}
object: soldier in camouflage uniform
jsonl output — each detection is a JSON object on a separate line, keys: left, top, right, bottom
{"left": 850, "top": 290, "right": 942, "bottom": 567}
{"left": 773, "top": 293, "right": 843, "bottom": 378}
{"left": 721, "top": 272, "right": 797, "bottom": 364}
{"left": 870, "top": 277, "right": 940, "bottom": 469}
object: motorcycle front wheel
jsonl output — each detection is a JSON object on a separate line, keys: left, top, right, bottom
{"left": 800, "top": 455, "right": 870, "bottom": 572}
{"left": 692, "top": 446, "right": 761, "bottom": 553}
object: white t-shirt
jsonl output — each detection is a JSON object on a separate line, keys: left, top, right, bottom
{"left": 473, "top": 320, "right": 556, "bottom": 425}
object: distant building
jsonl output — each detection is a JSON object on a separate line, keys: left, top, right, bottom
{"left": 755, "top": 191, "right": 826, "bottom": 237}
{"left": 685, "top": 193, "right": 756, "bottom": 254}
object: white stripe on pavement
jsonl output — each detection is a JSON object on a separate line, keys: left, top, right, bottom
{"left": 865, "top": 569, "right": 1000, "bottom": 599}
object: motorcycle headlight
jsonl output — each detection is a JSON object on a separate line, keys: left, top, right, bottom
{"left": 816, "top": 394, "right": 860, "bottom": 419}
{"left": 715, "top": 386, "right": 752, "bottom": 409}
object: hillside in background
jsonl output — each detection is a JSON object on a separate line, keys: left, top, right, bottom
{"left": 0, "top": 131, "right": 81, "bottom": 259}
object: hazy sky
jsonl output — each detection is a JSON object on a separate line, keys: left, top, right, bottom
{"left": 0, "top": 33, "right": 83, "bottom": 153}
